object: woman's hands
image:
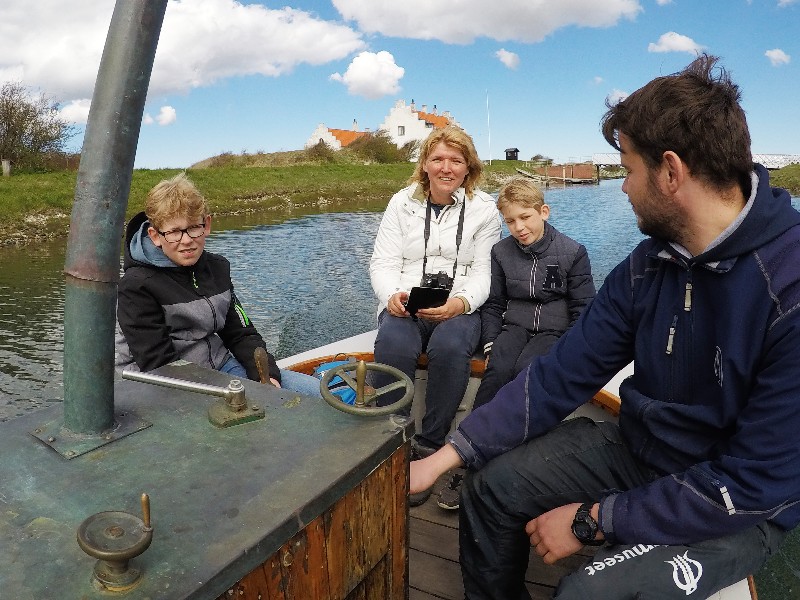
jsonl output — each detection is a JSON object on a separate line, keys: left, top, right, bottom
{"left": 416, "top": 297, "right": 466, "bottom": 322}
{"left": 387, "top": 294, "right": 466, "bottom": 321}
{"left": 387, "top": 291, "right": 411, "bottom": 317}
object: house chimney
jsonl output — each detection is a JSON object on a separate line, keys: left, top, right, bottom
{"left": 410, "top": 99, "right": 415, "bottom": 110}
{"left": 421, "top": 104, "right": 427, "bottom": 113}
{"left": 352, "top": 119, "right": 358, "bottom": 131}
{"left": 433, "top": 104, "right": 437, "bottom": 115}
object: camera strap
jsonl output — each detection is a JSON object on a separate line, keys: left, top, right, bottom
{"left": 421, "top": 196, "right": 466, "bottom": 282}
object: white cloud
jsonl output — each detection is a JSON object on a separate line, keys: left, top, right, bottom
{"left": 143, "top": 114, "right": 155, "bottom": 126}
{"left": 593, "top": 76, "right": 605, "bottom": 85}
{"left": 331, "top": 0, "right": 642, "bottom": 44}
{"left": 656, "top": 0, "right": 672, "bottom": 5}
{"left": 0, "top": 0, "right": 365, "bottom": 102}
{"left": 330, "top": 51, "right": 404, "bottom": 99}
{"left": 765, "top": 48, "right": 791, "bottom": 66}
{"left": 647, "top": 31, "right": 705, "bottom": 54}
{"left": 155, "top": 106, "right": 177, "bottom": 126}
{"left": 606, "top": 89, "right": 628, "bottom": 105}
{"left": 778, "top": 0, "right": 798, "bottom": 6}
{"left": 59, "top": 99, "right": 92, "bottom": 124}
{"left": 495, "top": 49, "right": 520, "bottom": 70}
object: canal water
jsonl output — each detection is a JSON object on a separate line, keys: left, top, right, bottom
{"left": 1, "top": 179, "right": 798, "bottom": 421}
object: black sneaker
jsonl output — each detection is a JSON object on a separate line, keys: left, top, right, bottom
{"left": 436, "top": 468, "right": 465, "bottom": 510}
{"left": 410, "top": 438, "right": 437, "bottom": 461}
{"left": 409, "top": 487, "right": 432, "bottom": 507}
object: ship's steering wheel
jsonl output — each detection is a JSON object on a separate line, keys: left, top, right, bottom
{"left": 319, "top": 360, "right": 413, "bottom": 416}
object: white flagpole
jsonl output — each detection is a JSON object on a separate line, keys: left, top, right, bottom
{"left": 486, "top": 89, "right": 491, "bottom": 165}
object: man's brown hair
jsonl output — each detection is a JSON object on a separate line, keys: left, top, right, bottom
{"left": 601, "top": 54, "right": 752, "bottom": 194}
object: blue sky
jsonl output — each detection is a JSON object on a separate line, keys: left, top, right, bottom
{"left": 2, "top": 0, "right": 798, "bottom": 169}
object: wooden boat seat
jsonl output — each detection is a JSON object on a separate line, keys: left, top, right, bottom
{"left": 288, "top": 350, "right": 619, "bottom": 413}
{"left": 286, "top": 351, "right": 488, "bottom": 378}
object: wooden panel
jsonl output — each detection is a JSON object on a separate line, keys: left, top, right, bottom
{"left": 325, "top": 483, "right": 366, "bottom": 598}
{"left": 216, "top": 446, "right": 406, "bottom": 600}
{"left": 296, "top": 517, "right": 332, "bottom": 599}
{"left": 361, "top": 459, "right": 391, "bottom": 570}
{"left": 389, "top": 442, "right": 410, "bottom": 600}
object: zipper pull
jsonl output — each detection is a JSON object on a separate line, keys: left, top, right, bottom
{"left": 192, "top": 271, "right": 198, "bottom": 290}
{"left": 684, "top": 282, "right": 692, "bottom": 312}
{"left": 666, "top": 315, "right": 678, "bottom": 355}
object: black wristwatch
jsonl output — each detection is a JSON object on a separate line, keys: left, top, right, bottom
{"left": 571, "top": 502, "right": 604, "bottom": 546}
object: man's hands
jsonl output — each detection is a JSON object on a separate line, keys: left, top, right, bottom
{"left": 525, "top": 503, "right": 602, "bottom": 564}
{"left": 410, "top": 443, "right": 464, "bottom": 494}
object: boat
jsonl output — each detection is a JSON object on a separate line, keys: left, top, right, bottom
{"left": 0, "top": 3, "right": 764, "bottom": 598}
{"left": 277, "top": 330, "right": 756, "bottom": 600}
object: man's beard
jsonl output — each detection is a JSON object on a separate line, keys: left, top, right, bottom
{"left": 635, "top": 179, "right": 688, "bottom": 244}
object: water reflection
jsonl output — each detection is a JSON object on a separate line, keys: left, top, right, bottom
{"left": 0, "top": 241, "right": 65, "bottom": 418}
{"left": 0, "top": 180, "right": 796, "bottom": 420}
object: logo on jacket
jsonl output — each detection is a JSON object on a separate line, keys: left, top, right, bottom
{"left": 667, "top": 551, "right": 703, "bottom": 595}
{"left": 714, "top": 346, "right": 723, "bottom": 387}
{"left": 543, "top": 265, "right": 563, "bottom": 289}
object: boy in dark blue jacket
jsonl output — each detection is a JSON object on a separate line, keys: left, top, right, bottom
{"left": 436, "top": 177, "right": 595, "bottom": 510}
{"left": 477, "top": 177, "right": 595, "bottom": 409}
{"left": 411, "top": 54, "right": 800, "bottom": 598}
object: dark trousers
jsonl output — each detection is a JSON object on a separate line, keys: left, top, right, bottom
{"left": 473, "top": 324, "right": 561, "bottom": 410}
{"left": 373, "top": 309, "right": 480, "bottom": 449}
{"left": 459, "top": 417, "right": 786, "bottom": 599}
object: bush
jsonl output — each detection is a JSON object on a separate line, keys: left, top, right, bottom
{"left": 344, "top": 130, "right": 408, "bottom": 164}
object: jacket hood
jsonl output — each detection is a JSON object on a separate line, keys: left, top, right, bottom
{"left": 123, "top": 211, "right": 179, "bottom": 270}
{"left": 694, "top": 164, "right": 800, "bottom": 263}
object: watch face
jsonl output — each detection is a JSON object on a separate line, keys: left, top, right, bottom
{"left": 573, "top": 521, "right": 592, "bottom": 540}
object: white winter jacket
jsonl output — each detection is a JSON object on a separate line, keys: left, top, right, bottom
{"left": 370, "top": 183, "right": 502, "bottom": 316}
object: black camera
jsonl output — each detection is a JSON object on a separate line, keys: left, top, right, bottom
{"left": 420, "top": 271, "right": 454, "bottom": 290}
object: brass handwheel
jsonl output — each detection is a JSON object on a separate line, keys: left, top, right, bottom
{"left": 319, "top": 360, "right": 413, "bottom": 416}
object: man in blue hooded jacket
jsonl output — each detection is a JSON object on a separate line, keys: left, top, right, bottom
{"left": 410, "top": 54, "right": 800, "bottom": 599}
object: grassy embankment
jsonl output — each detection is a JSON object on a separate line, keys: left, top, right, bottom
{"left": 0, "top": 151, "right": 523, "bottom": 246}
{"left": 1, "top": 152, "right": 797, "bottom": 247}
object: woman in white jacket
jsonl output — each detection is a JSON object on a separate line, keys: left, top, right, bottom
{"left": 369, "top": 126, "right": 501, "bottom": 504}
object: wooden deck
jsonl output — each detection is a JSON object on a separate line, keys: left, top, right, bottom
{"left": 408, "top": 470, "right": 756, "bottom": 600}
{"left": 408, "top": 470, "right": 594, "bottom": 599}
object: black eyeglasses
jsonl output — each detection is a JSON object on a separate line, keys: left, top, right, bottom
{"left": 157, "top": 223, "right": 206, "bottom": 243}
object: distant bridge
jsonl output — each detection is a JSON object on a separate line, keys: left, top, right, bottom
{"left": 592, "top": 153, "right": 800, "bottom": 170}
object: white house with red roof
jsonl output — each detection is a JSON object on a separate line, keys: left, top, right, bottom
{"left": 377, "top": 99, "right": 459, "bottom": 149}
{"left": 304, "top": 99, "right": 459, "bottom": 153}
{"left": 304, "top": 119, "right": 371, "bottom": 150}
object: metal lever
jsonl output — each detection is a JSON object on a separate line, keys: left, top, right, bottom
{"left": 121, "top": 371, "right": 264, "bottom": 428}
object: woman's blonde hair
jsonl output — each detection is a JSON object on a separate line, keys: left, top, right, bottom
{"left": 409, "top": 125, "right": 483, "bottom": 198}
{"left": 496, "top": 177, "right": 545, "bottom": 212}
{"left": 145, "top": 173, "right": 208, "bottom": 230}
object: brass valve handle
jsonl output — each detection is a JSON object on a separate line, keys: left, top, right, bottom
{"left": 319, "top": 360, "right": 413, "bottom": 416}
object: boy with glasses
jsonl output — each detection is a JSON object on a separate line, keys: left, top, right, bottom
{"left": 115, "top": 173, "right": 319, "bottom": 395}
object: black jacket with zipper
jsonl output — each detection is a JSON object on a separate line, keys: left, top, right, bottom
{"left": 114, "top": 211, "right": 279, "bottom": 382}
{"left": 481, "top": 221, "right": 595, "bottom": 353}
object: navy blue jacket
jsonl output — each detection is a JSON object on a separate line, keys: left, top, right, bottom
{"left": 481, "top": 221, "right": 595, "bottom": 352}
{"left": 451, "top": 165, "right": 800, "bottom": 545}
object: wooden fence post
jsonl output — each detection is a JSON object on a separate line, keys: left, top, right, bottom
{"left": 1, "top": 159, "right": 9, "bottom": 176}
